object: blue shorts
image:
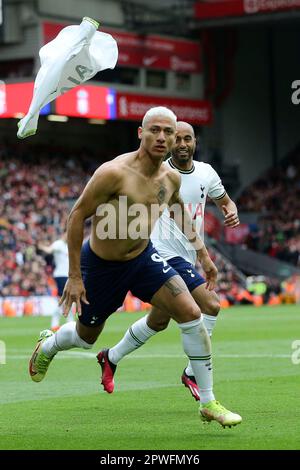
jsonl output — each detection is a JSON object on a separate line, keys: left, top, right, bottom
{"left": 167, "top": 257, "right": 205, "bottom": 292}
{"left": 79, "top": 240, "right": 178, "bottom": 326}
{"left": 54, "top": 277, "right": 68, "bottom": 296}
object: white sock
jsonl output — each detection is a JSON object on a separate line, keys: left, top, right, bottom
{"left": 108, "top": 316, "right": 157, "bottom": 364}
{"left": 202, "top": 314, "right": 217, "bottom": 337}
{"left": 66, "top": 310, "right": 74, "bottom": 323}
{"left": 42, "top": 321, "right": 93, "bottom": 358}
{"left": 185, "top": 313, "right": 217, "bottom": 376}
{"left": 178, "top": 318, "right": 215, "bottom": 404}
{"left": 51, "top": 305, "right": 61, "bottom": 329}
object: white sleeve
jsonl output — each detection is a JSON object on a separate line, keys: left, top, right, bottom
{"left": 50, "top": 240, "right": 61, "bottom": 253}
{"left": 207, "top": 166, "right": 226, "bottom": 200}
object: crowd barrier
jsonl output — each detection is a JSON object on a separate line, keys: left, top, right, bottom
{"left": 0, "top": 292, "right": 151, "bottom": 317}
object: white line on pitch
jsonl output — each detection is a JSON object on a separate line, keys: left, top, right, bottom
{"left": 5, "top": 353, "right": 291, "bottom": 360}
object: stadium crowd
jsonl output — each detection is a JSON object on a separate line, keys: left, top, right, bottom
{"left": 0, "top": 142, "right": 91, "bottom": 297}
{"left": 238, "top": 152, "right": 300, "bottom": 267}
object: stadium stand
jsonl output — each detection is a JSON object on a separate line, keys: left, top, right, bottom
{"left": 238, "top": 146, "right": 300, "bottom": 267}
{"left": 0, "top": 141, "right": 92, "bottom": 297}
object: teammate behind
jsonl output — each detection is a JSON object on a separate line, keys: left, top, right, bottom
{"left": 38, "top": 232, "right": 72, "bottom": 330}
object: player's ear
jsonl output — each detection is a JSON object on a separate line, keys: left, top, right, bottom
{"left": 138, "top": 126, "right": 143, "bottom": 140}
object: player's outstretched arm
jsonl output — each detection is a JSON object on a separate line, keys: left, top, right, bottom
{"left": 214, "top": 193, "right": 239, "bottom": 228}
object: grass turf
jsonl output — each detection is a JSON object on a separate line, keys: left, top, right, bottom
{"left": 0, "top": 304, "right": 299, "bottom": 450}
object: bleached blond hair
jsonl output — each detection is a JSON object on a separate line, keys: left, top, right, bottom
{"left": 142, "top": 106, "right": 177, "bottom": 128}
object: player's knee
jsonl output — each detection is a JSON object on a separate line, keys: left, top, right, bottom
{"left": 76, "top": 320, "right": 103, "bottom": 346}
{"left": 147, "top": 316, "right": 169, "bottom": 332}
{"left": 205, "top": 298, "right": 220, "bottom": 316}
{"left": 77, "top": 332, "right": 95, "bottom": 348}
{"left": 82, "top": 339, "right": 94, "bottom": 349}
{"left": 76, "top": 327, "right": 98, "bottom": 346}
{"left": 183, "top": 305, "right": 201, "bottom": 323}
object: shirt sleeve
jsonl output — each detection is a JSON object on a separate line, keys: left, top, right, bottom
{"left": 207, "top": 165, "right": 227, "bottom": 200}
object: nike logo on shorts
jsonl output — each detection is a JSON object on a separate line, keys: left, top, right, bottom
{"left": 163, "top": 267, "right": 172, "bottom": 273}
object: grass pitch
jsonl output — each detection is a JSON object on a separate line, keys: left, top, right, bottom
{"left": 0, "top": 305, "right": 299, "bottom": 450}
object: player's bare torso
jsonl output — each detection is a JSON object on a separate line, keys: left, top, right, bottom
{"left": 90, "top": 151, "right": 179, "bottom": 261}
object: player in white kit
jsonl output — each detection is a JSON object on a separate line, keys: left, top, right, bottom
{"left": 98, "top": 121, "right": 239, "bottom": 404}
{"left": 38, "top": 232, "right": 71, "bottom": 330}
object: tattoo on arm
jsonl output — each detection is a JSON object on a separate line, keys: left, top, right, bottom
{"left": 164, "top": 278, "right": 187, "bottom": 297}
